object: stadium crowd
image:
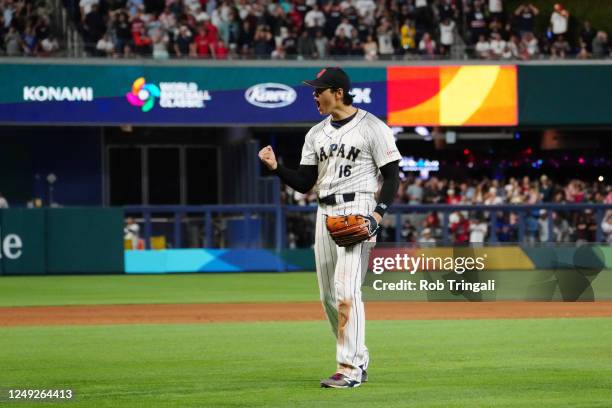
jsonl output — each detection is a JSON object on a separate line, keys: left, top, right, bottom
{"left": 4, "top": 0, "right": 611, "bottom": 59}
{"left": 283, "top": 175, "right": 612, "bottom": 246}
{"left": 0, "top": 0, "right": 60, "bottom": 56}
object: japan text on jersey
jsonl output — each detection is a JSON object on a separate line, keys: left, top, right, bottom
{"left": 300, "top": 109, "right": 402, "bottom": 197}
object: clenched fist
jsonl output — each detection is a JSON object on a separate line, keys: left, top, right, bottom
{"left": 258, "top": 145, "right": 278, "bottom": 170}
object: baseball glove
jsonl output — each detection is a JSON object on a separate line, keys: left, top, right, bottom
{"left": 325, "top": 214, "right": 380, "bottom": 247}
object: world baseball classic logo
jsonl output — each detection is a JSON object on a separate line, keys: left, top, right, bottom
{"left": 126, "top": 77, "right": 160, "bottom": 112}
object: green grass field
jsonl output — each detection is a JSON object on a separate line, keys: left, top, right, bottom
{"left": 0, "top": 273, "right": 319, "bottom": 306}
{"left": 1, "top": 274, "right": 612, "bottom": 407}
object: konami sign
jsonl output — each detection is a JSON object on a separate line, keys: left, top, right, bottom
{"left": 23, "top": 86, "right": 94, "bottom": 102}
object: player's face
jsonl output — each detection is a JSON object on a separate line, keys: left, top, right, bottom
{"left": 313, "top": 87, "right": 339, "bottom": 115}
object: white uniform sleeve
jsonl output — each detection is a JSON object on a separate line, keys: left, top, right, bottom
{"left": 368, "top": 117, "right": 402, "bottom": 168}
{"left": 299, "top": 129, "right": 318, "bottom": 166}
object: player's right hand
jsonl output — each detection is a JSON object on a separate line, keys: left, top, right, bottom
{"left": 258, "top": 145, "right": 278, "bottom": 170}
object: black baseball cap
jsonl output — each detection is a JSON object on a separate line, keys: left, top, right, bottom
{"left": 303, "top": 67, "right": 350, "bottom": 91}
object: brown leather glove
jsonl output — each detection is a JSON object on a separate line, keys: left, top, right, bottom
{"left": 325, "top": 214, "right": 380, "bottom": 247}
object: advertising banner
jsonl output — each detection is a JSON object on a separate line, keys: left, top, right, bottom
{"left": 518, "top": 64, "right": 612, "bottom": 125}
{"left": 0, "top": 64, "right": 386, "bottom": 125}
{"left": 387, "top": 65, "right": 518, "bottom": 126}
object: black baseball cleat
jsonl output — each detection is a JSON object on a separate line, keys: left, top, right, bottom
{"left": 360, "top": 365, "right": 368, "bottom": 383}
{"left": 320, "top": 373, "right": 361, "bottom": 388}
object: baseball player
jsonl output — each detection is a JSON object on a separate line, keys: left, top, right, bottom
{"left": 258, "top": 67, "right": 400, "bottom": 388}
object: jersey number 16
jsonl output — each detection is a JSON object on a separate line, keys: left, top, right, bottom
{"left": 338, "top": 165, "right": 352, "bottom": 178}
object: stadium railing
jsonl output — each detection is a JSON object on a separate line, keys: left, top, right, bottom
{"left": 123, "top": 203, "right": 612, "bottom": 250}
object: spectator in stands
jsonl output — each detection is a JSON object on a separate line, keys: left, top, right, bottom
{"left": 580, "top": 20, "right": 596, "bottom": 53}
{"left": 363, "top": 33, "right": 377, "bottom": 60}
{"left": 350, "top": 34, "right": 363, "bottom": 57}
{"left": 0, "top": 192, "right": 8, "bottom": 208}
{"left": 253, "top": 25, "right": 273, "bottom": 58}
{"left": 537, "top": 210, "right": 550, "bottom": 242}
{"left": 574, "top": 211, "right": 596, "bottom": 242}
{"left": 354, "top": 0, "right": 375, "bottom": 25}
{"left": 335, "top": 17, "right": 354, "bottom": 39}
{"left": 21, "top": 24, "right": 38, "bottom": 55}
{"left": 132, "top": 25, "right": 152, "bottom": 55}
{"left": 377, "top": 17, "right": 394, "bottom": 58}
{"left": 40, "top": 34, "right": 59, "bottom": 56}
{"left": 151, "top": 30, "right": 169, "bottom": 59}
{"left": 79, "top": 0, "right": 99, "bottom": 22}
{"left": 418, "top": 32, "right": 436, "bottom": 57}
{"left": 214, "top": 40, "right": 228, "bottom": 59}
{"left": 83, "top": 3, "right": 106, "bottom": 54}
{"left": 550, "top": 34, "right": 570, "bottom": 58}
{"left": 173, "top": 25, "right": 192, "bottom": 58}
{"left": 467, "top": 0, "right": 488, "bottom": 45}
{"left": 405, "top": 178, "right": 424, "bottom": 204}
{"left": 322, "top": 0, "right": 342, "bottom": 38}
{"left": 96, "top": 32, "right": 115, "bottom": 56}
{"left": 193, "top": 26, "right": 213, "bottom": 58}
{"left": 4, "top": 25, "right": 22, "bottom": 56}
{"left": 418, "top": 228, "right": 436, "bottom": 244}
{"left": 225, "top": 10, "right": 241, "bottom": 52}
{"left": 281, "top": 26, "right": 298, "bottom": 57}
{"left": 35, "top": 16, "right": 51, "bottom": 43}
{"left": 475, "top": 34, "right": 490, "bottom": 58}
{"left": 271, "top": 43, "right": 285, "bottom": 59}
{"left": 401, "top": 219, "right": 417, "bottom": 242}
{"left": 469, "top": 214, "right": 488, "bottom": 243}
{"left": 503, "top": 34, "right": 521, "bottom": 59}
{"left": 521, "top": 31, "right": 539, "bottom": 59}
{"left": 313, "top": 29, "right": 328, "bottom": 58}
{"left": 112, "top": 11, "right": 132, "bottom": 57}
{"left": 551, "top": 212, "right": 571, "bottom": 242}
{"left": 549, "top": 3, "right": 569, "bottom": 40}
{"left": 438, "top": 17, "right": 455, "bottom": 56}
{"left": 48, "top": 0, "right": 612, "bottom": 63}
{"left": 540, "top": 175, "right": 553, "bottom": 202}
{"left": 400, "top": 19, "right": 416, "bottom": 54}
{"left": 329, "top": 26, "right": 350, "bottom": 56}
{"left": 514, "top": 3, "right": 539, "bottom": 36}
{"left": 124, "top": 217, "right": 140, "bottom": 249}
{"left": 592, "top": 31, "right": 609, "bottom": 58}
{"left": 414, "top": 0, "right": 431, "bottom": 34}
{"left": 489, "top": 32, "right": 506, "bottom": 59}
{"left": 489, "top": 0, "right": 504, "bottom": 21}
{"left": 304, "top": 3, "right": 325, "bottom": 37}
{"left": 577, "top": 40, "right": 591, "bottom": 59}
{"left": 297, "top": 29, "right": 316, "bottom": 59}
{"left": 450, "top": 212, "right": 470, "bottom": 244}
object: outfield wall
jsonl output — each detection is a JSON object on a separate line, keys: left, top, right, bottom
{"left": 1, "top": 208, "right": 610, "bottom": 275}
{"left": 0, "top": 208, "right": 124, "bottom": 275}
{"left": 124, "top": 246, "right": 612, "bottom": 273}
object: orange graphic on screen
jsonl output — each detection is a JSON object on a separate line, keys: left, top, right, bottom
{"left": 387, "top": 66, "right": 517, "bottom": 126}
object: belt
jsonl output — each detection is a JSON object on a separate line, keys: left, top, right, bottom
{"left": 318, "top": 193, "right": 355, "bottom": 205}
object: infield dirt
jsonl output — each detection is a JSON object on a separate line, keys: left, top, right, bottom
{"left": 1, "top": 301, "right": 612, "bottom": 326}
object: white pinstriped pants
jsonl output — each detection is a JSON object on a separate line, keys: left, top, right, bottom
{"left": 314, "top": 193, "right": 376, "bottom": 382}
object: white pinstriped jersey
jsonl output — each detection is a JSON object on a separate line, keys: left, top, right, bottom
{"left": 300, "top": 108, "right": 401, "bottom": 197}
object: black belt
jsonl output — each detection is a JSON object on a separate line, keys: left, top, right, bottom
{"left": 318, "top": 193, "right": 355, "bottom": 205}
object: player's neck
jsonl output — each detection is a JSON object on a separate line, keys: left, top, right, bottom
{"left": 330, "top": 105, "right": 358, "bottom": 121}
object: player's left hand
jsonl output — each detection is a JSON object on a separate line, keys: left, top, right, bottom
{"left": 365, "top": 214, "right": 381, "bottom": 236}
{"left": 371, "top": 212, "right": 382, "bottom": 225}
